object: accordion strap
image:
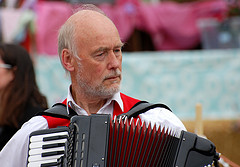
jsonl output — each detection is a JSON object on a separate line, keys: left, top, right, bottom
{"left": 37, "top": 103, "right": 76, "bottom": 119}
{"left": 116, "top": 101, "right": 172, "bottom": 120}
{"left": 38, "top": 101, "right": 172, "bottom": 121}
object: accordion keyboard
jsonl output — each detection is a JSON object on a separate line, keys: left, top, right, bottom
{"left": 27, "top": 127, "right": 69, "bottom": 167}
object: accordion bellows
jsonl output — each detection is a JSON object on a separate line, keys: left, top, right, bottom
{"left": 27, "top": 115, "right": 219, "bottom": 167}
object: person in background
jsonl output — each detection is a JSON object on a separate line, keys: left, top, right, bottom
{"left": 0, "top": 5, "right": 186, "bottom": 166}
{"left": 0, "top": 43, "right": 48, "bottom": 150}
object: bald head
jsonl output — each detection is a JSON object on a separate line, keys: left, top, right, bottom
{"left": 58, "top": 6, "right": 121, "bottom": 63}
{"left": 68, "top": 8, "right": 113, "bottom": 31}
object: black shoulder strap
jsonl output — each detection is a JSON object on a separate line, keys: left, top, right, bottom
{"left": 117, "top": 101, "right": 172, "bottom": 120}
{"left": 38, "top": 101, "right": 171, "bottom": 120}
{"left": 37, "top": 103, "right": 77, "bottom": 119}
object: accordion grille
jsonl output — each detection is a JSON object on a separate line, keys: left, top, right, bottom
{"left": 107, "top": 118, "right": 178, "bottom": 167}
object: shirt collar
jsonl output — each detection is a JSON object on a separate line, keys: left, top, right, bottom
{"left": 66, "top": 85, "right": 123, "bottom": 115}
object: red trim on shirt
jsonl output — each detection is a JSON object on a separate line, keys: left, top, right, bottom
{"left": 62, "top": 98, "right": 67, "bottom": 105}
{"left": 44, "top": 93, "right": 141, "bottom": 128}
{"left": 42, "top": 115, "right": 70, "bottom": 128}
{"left": 113, "top": 93, "right": 140, "bottom": 117}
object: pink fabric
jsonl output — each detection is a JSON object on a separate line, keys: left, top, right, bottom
{"left": 35, "top": 0, "right": 228, "bottom": 55}
{"left": 136, "top": 0, "right": 228, "bottom": 50}
{"left": 115, "top": 0, "right": 140, "bottom": 6}
{"left": 100, "top": 3, "right": 138, "bottom": 42}
{"left": 0, "top": 8, "right": 22, "bottom": 43}
{"left": 35, "top": 1, "right": 72, "bottom": 56}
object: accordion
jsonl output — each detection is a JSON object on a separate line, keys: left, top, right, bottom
{"left": 27, "top": 114, "right": 219, "bottom": 167}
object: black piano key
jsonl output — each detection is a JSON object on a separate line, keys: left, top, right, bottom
{"left": 41, "top": 161, "right": 59, "bottom": 167}
{"left": 43, "top": 135, "right": 68, "bottom": 141}
{"left": 42, "top": 143, "right": 65, "bottom": 149}
{"left": 42, "top": 150, "right": 65, "bottom": 157}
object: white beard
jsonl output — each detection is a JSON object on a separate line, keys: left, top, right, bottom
{"left": 76, "top": 63, "right": 121, "bottom": 99}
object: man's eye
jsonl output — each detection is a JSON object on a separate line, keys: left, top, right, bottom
{"left": 114, "top": 48, "right": 122, "bottom": 54}
{"left": 94, "top": 52, "right": 106, "bottom": 60}
{"left": 97, "top": 53, "right": 104, "bottom": 57}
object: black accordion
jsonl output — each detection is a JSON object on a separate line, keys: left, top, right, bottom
{"left": 27, "top": 115, "right": 219, "bottom": 167}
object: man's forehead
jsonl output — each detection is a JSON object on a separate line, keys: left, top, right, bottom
{"left": 72, "top": 9, "right": 106, "bottom": 22}
{"left": 70, "top": 11, "right": 114, "bottom": 35}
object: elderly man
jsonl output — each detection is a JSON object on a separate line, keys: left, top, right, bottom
{"left": 0, "top": 4, "right": 186, "bottom": 166}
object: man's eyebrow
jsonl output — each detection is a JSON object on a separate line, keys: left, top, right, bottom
{"left": 117, "top": 42, "right": 125, "bottom": 48}
{"left": 93, "top": 47, "right": 107, "bottom": 54}
{"left": 93, "top": 43, "right": 124, "bottom": 54}
{"left": 113, "top": 43, "right": 125, "bottom": 50}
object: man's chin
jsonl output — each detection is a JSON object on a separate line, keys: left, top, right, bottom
{"left": 99, "top": 85, "right": 120, "bottom": 97}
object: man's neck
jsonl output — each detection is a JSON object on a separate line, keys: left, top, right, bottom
{"left": 71, "top": 87, "right": 107, "bottom": 115}
{"left": 76, "top": 97, "right": 107, "bottom": 115}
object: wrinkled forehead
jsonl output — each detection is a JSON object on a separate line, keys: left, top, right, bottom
{"left": 70, "top": 10, "right": 113, "bottom": 28}
{"left": 73, "top": 11, "right": 120, "bottom": 40}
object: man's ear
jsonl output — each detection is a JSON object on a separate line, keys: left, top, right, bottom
{"left": 61, "top": 49, "right": 74, "bottom": 72}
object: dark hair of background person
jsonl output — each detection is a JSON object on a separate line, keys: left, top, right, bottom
{"left": 0, "top": 43, "right": 48, "bottom": 149}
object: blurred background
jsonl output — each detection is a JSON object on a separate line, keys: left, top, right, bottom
{"left": 0, "top": 0, "right": 240, "bottom": 165}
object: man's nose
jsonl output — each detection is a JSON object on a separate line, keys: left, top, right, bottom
{"left": 107, "top": 51, "right": 121, "bottom": 69}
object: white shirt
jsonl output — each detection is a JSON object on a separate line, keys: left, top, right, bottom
{"left": 0, "top": 88, "right": 186, "bottom": 167}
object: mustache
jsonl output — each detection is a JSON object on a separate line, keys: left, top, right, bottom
{"left": 104, "top": 69, "right": 121, "bottom": 80}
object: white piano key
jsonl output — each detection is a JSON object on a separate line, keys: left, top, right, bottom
{"left": 27, "top": 158, "right": 58, "bottom": 167}
{"left": 30, "top": 131, "right": 69, "bottom": 142}
{"left": 28, "top": 154, "right": 63, "bottom": 162}
{"left": 29, "top": 146, "right": 65, "bottom": 155}
{"left": 29, "top": 138, "right": 67, "bottom": 149}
